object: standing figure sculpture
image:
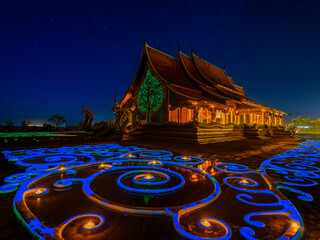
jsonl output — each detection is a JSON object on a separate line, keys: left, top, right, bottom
{"left": 112, "top": 94, "right": 132, "bottom": 133}
{"left": 82, "top": 103, "right": 95, "bottom": 132}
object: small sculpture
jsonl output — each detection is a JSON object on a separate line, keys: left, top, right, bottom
{"left": 112, "top": 94, "right": 136, "bottom": 134}
{"left": 82, "top": 103, "right": 95, "bottom": 131}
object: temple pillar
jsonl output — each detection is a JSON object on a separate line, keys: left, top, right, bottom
{"left": 261, "top": 110, "right": 265, "bottom": 125}
{"left": 250, "top": 113, "right": 253, "bottom": 124}
{"left": 210, "top": 108, "right": 215, "bottom": 123}
{"left": 230, "top": 111, "right": 234, "bottom": 124}
{"left": 269, "top": 115, "right": 272, "bottom": 126}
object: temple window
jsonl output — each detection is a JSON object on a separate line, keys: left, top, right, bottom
{"left": 216, "top": 111, "right": 222, "bottom": 124}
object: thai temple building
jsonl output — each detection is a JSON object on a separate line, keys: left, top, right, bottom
{"left": 116, "top": 42, "right": 288, "bottom": 143}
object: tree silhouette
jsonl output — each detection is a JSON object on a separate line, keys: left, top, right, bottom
{"left": 5, "top": 120, "right": 14, "bottom": 132}
{"left": 290, "top": 115, "right": 320, "bottom": 128}
{"left": 21, "top": 120, "right": 31, "bottom": 131}
{"left": 137, "top": 70, "right": 163, "bottom": 122}
{"left": 48, "top": 114, "right": 67, "bottom": 127}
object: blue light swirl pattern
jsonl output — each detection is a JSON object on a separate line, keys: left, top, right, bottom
{"left": 260, "top": 140, "right": 320, "bottom": 202}
{"left": 1, "top": 141, "right": 318, "bottom": 239}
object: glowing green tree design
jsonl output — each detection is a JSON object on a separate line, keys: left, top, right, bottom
{"left": 137, "top": 70, "right": 163, "bottom": 122}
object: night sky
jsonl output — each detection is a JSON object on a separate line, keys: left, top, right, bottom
{"left": 1, "top": 0, "right": 319, "bottom": 126}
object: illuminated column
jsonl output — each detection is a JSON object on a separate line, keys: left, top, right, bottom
{"left": 250, "top": 113, "right": 253, "bottom": 124}
{"left": 269, "top": 115, "right": 272, "bottom": 126}
{"left": 222, "top": 113, "right": 225, "bottom": 124}
{"left": 211, "top": 108, "right": 215, "bottom": 123}
{"left": 261, "top": 110, "right": 265, "bottom": 125}
{"left": 230, "top": 111, "right": 234, "bottom": 124}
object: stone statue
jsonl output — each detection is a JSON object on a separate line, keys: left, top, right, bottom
{"left": 112, "top": 94, "right": 132, "bottom": 133}
{"left": 82, "top": 103, "right": 95, "bottom": 131}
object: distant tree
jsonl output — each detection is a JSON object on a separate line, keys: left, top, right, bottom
{"left": 20, "top": 120, "right": 30, "bottom": 127}
{"left": 42, "top": 123, "right": 52, "bottom": 131}
{"left": 291, "top": 118, "right": 298, "bottom": 127}
{"left": 137, "top": 70, "right": 163, "bottom": 122}
{"left": 48, "top": 114, "right": 67, "bottom": 127}
{"left": 20, "top": 120, "right": 31, "bottom": 131}
{"left": 5, "top": 119, "right": 14, "bottom": 132}
{"left": 291, "top": 115, "right": 320, "bottom": 128}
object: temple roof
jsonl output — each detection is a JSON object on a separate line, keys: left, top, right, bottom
{"left": 146, "top": 45, "right": 196, "bottom": 91}
{"left": 192, "top": 54, "right": 235, "bottom": 90}
{"left": 146, "top": 44, "right": 246, "bottom": 102}
{"left": 179, "top": 52, "right": 230, "bottom": 101}
{"left": 179, "top": 52, "right": 207, "bottom": 86}
{"left": 121, "top": 42, "right": 286, "bottom": 114}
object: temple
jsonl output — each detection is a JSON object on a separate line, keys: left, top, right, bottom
{"left": 116, "top": 42, "right": 288, "bottom": 143}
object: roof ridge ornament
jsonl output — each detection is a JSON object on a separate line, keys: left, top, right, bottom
{"left": 176, "top": 40, "right": 180, "bottom": 51}
{"left": 190, "top": 41, "right": 193, "bottom": 54}
{"left": 141, "top": 29, "right": 146, "bottom": 43}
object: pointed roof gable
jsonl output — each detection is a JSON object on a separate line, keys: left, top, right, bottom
{"left": 146, "top": 45, "right": 196, "bottom": 90}
{"left": 179, "top": 51, "right": 230, "bottom": 101}
{"left": 192, "top": 53, "right": 235, "bottom": 89}
{"left": 179, "top": 52, "right": 207, "bottom": 86}
{"left": 146, "top": 44, "right": 213, "bottom": 101}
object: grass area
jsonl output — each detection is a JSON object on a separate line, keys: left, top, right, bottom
{"left": 0, "top": 131, "right": 85, "bottom": 138}
{"left": 297, "top": 128, "right": 320, "bottom": 134}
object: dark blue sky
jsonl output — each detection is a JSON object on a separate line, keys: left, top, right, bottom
{"left": 1, "top": 0, "right": 319, "bottom": 126}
